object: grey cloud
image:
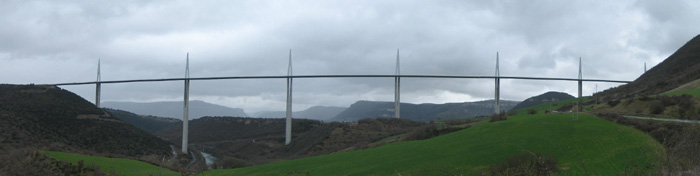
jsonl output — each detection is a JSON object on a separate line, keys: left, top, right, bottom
{"left": 2, "top": 0, "right": 699, "bottom": 112}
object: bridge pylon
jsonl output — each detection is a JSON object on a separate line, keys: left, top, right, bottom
{"left": 394, "top": 49, "right": 400, "bottom": 118}
{"left": 494, "top": 52, "right": 500, "bottom": 114}
{"left": 182, "top": 53, "right": 190, "bottom": 153}
{"left": 285, "top": 50, "right": 293, "bottom": 145}
{"left": 95, "top": 59, "right": 101, "bottom": 108}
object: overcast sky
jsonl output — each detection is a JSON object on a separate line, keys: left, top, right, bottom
{"left": 1, "top": 0, "right": 699, "bottom": 113}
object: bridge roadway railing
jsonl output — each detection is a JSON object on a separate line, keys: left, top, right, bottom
{"left": 47, "top": 74, "right": 631, "bottom": 86}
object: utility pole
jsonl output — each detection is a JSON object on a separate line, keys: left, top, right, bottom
{"left": 595, "top": 84, "right": 598, "bottom": 104}
{"left": 394, "top": 49, "right": 401, "bottom": 118}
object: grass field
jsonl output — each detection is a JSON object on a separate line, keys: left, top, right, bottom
{"left": 663, "top": 88, "right": 700, "bottom": 97}
{"left": 42, "top": 151, "right": 180, "bottom": 176}
{"left": 200, "top": 113, "right": 662, "bottom": 175}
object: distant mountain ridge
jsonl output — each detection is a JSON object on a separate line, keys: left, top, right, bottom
{"left": 254, "top": 106, "right": 346, "bottom": 121}
{"left": 332, "top": 100, "right": 519, "bottom": 122}
{"left": 102, "top": 100, "right": 248, "bottom": 119}
{"left": 599, "top": 34, "right": 700, "bottom": 100}
{"left": 510, "top": 91, "right": 575, "bottom": 111}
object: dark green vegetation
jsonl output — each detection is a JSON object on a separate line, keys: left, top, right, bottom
{"left": 510, "top": 91, "right": 575, "bottom": 111}
{"left": 332, "top": 100, "right": 519, "bottom": 122}
{"left": 1, "top": 149, "right": 106, "bottom": 175}
{"left": 151, "top": 116, "right": 472, "bottom": 169}
{"left": 104, "top": 108, "right": 180, "bottom": 134}
{"left": 201, "top": 114, "right": 661, "bottom": 175}
{"left": 0, "top": 84, "right": 178, "bottom": 175}
{"left": 42, "top": 151, "right": 180, "bottom": 176}
{"left": 0, "top": 85, "right": 171, "bottom": 157}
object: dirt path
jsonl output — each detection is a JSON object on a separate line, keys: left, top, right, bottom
{"left": 622, "top": 115, "right": 700, "bottom": 124}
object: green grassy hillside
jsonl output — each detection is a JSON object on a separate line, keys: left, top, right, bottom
{"left": 663, "top": 88, "right": 700, "bottom": 98}
{"left": 42, "top": 151, "right": 179, "bottom": 176}
{"left": 200, "top": 114, "right": 662, "bottom": 175}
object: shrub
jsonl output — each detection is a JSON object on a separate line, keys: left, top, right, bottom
{"left": 556, "top": 104, "right": 574, "bottom": 112}
{"left": 481, "top": 151, "right": 558, "bottom": 176}
{"left": 659, "top": 96, "right": 678, "bottom": 106}
{"left": 527, "top": 108, "right": 537, "bottom": 115}
{"left": 607, "top": 100, "right": 621, "bottom": 107}
{"left": 639, "top": 96, "right": 653, "bottom": 101}
{"left": 404, "top": 125, "right": 464, "bottom": 141}
{"left": 650, "top": 101, "right": 665, "bottom": 114}
{"left": 490, "top": 111, "right": 508, "bottom": 122}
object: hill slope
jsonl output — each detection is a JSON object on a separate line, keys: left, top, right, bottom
{"left": 102, "top": 100, "right": 248, "bottom": 119}
{"left": 0, "top": 84, "right": 171, "bottom": 158}
{"left": 599, "top": 34, "right": 700, "bottom": 100}
{"left": 202, "top": 114, "right": 662, "bottom": 175}
{"left": 43, "top": 151, "right": 179, "bottom": 176}
{"left": 156, "top": 117, "right": 321, "bottom": 144}
{"left": 104, "top": 108, "right": 180, "bottom": 134}
{"left": 511, "top": 91, "right": 575, "bottom": 111}
{"left": 254, "top": 106, "right": 346, "bottom": 121}
{"left": 156, "top": 116, "right": 431, "bottom": 168}
{"left": 332, "top": 100, "right": 519, "bottom": 122}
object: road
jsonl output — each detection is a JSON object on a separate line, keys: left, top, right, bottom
{"left": 168, "top": 145, "right": 178, "bottom": 162}
{"left": 622, "top": 115, "right": 700, "bottom": 124}
{"left": 186, "top": 149, "right": 198, "bottom": 169}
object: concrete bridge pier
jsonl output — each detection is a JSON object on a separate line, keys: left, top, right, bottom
{"left": 578, "top": 57, "right": 582, "bottom": 114}
{"left": 394, "top": 49, "right": 401, "bottom": 119}
{"left": 95, "top": 59, "right": 101, "bottom": 107}
{"left": 494, "top": 52, "right": 500, "bottom": 114}
{"left": 182, "top": 53, "right": 190, "bottom": 153}
{"left": 285, "top": 50, "right": 293, "bottom": 145}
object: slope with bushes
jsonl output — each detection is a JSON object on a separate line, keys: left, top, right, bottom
{"left": 0, "top": 85, "right": 172, "bottom": 158}
{"left": 598, "top": 34, "right": 700, "bottom": 101}
{"left": 510, "top": 91, "right": 575, "bottom": 111}
{"left": 104, "top": 108, "right": 180, "bottom": 134}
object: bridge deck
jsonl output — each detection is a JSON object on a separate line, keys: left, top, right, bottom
{"left": 47, "top": 74, "right": 631, "bottom": 86}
